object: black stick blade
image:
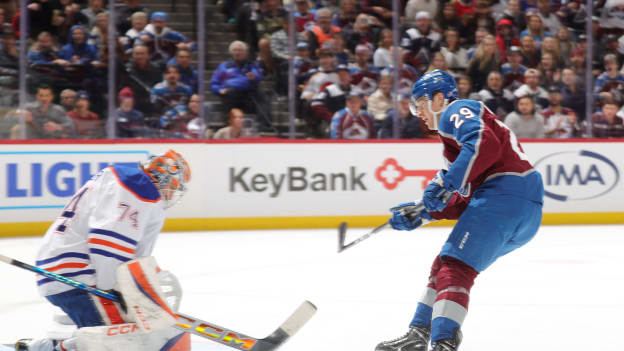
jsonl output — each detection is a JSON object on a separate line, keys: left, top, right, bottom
{"left": 337, "top": 222, "right": 348, "bottom": 253}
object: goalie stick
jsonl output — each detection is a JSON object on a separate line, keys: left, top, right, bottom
{"left": 0, "top": 254, "right": 316, "bottom": 351}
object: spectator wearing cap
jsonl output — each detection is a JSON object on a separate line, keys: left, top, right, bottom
{"left": 80, "top": 0, "right": 107, "bottom": 31}
{"left": 501, "top": 45, "right": 527, "bottom": 90}
{"left": 293, "top": 42, "right": 315, "bottom": 88}
{"left": 590, "top": 100, "right": 624, "bottom": 138}
{"left": 301, "top": 49, "right": 338, "bottom": 102}
{"left": 116, "top": 86, "right": 147, "bottom": 138}
{"left": 330, "top": 92, "right": 376, "bottom": 139}
{"left": 467, "top": 35, "right": 502, "bottom": 91}
{"left": 378, "top": 94, "right": 428, "bottom": 139}
{"left": 167, "top": 48, "right": 198, "bottom": 92}
{"left": 294, "top": 0, "right": 317, "bottom": 33}
{"left": 307, "top": 8, "right": 341, "bottom": 56}
{"left": 495, "top": 18, "right": 520, "bottom": 62}
{"left": 494, "top": 0, "right": 526, "bottom": 36}
{"left": 542, "top": 85, "right": 581, "bottom": 138}
{"left": 478, "top": 71, "right": 515, "bottom": 117}
{"left": 519, "top": 34, "right": 540, "bottom": 68}
{"left": 440, "top": 27, "right": 469, "bottom": 74}
{"left": 367, "top": 75, "right": 394, "bottom": 123}
{"left": 593, "top": 54, "right": 624, "bottom": 105}
{"left": 514, "top": 68, "right": 549, "bottom": 110}
{"left": 309, "top": 64, "right": 353, "bottom": 132}
{"left": 138, "top": 11, "right": 196, "bottom": 65}
{"left": 520, "top": 10, "right": 551, "bottom": 50}
{"left": 400, "top": 11, "right": 441, "bottom": 72}
{"left": 67, "top": 90, "right": 102, "bottom": 138}
{"left": 349, "top": 44, "right": 380, "bottom": 96}
{"left": 159, "top": 93, "right": 207, "bottom": 139}
{"left": 560, "top": 68, "right": 586, "bottom": 121}
{"left": 210, "top": 40, "right": 270, "bottom": 128}
{"left": 536, "top": 0, "right": 562, "bottom": 34}
{"left": 405, "top": 0, "right": 439, "bottom": 29}
{"left": 504, "top": 95, "right": 546, "bottom": 138}
{"left": 569, "top": 48, "right": 586, "bottom": 80}
{"left": 119, "top": 44, "right": 162, "bottom": 117}
{"left": 374, "top": 29, "right": 394, "bottom": 68}
{"left": 116, "top": 0, "right": 150, "bottom": 34}
{"left": 345, "top": 13, "right": 381, "bottom": 55}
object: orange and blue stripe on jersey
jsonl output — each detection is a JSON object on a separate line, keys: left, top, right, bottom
{"left": 109, "top": 165, "right": 161, "bottom": 203}
{"left": 88, "top": 228, "right": 137, "bottom": 262}
{"left": 36, "top": 252, "right": 93, "bottom": 286}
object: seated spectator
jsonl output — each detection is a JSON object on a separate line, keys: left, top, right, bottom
{"left": 167, "top": 48, "right": 198, "bottom": 92}
{"left": 0, "top": 29, "right": 18, "bottom": 88}
{"left": 59, "top": 89, "right": 77, "bottom": 113}
{"left": 67, "top": 90, "right": 102, "bottom": 138}
{"left": 138, "top": 12, "right": 195, "bottom": 65}
{"left": 81, "top": 0, "right": 107, "bottom": 30}
{"left": 330, "top": 92, "right": 375, "bottom": 139}
{"left": 160, "top": 93, "right": 207, "bottom": 139}
{"left": 58, "top": 25, "right": 99, "bottom": 67}
{"left": 27, "top": 31, "right": 62, "bottom": 65}
{"left": 513, "top": 68, "right": 549, "bottom": 110}
{"left": 453, "top": 0, "right": 476, "bottom": 19}
{"left": 325, "top": 31, "right": 350, "bottom": 65}
{"left": 467, "top": 35, "right": 501, "bottom": 91}
{"left": 536, "top": 0, "right": 562, "bottom": 34}
{"left": 151, "top": 65, "right": 193, "bottom": 113}
{"left": 405, "top": 0, "right": 440, "bottom": 28}
{"left": 560, "top": 68, "right": 586, "bottom": 120}
{"left": 120, "top": 44, "right": 162, "bottom": 117}
{"left": 345, "top": 13, "right": 381, "bottom": 54}
{"left": 300, "top": 49, "right": 338, "bottom": 102}
{"left": 379, "top": 48, "right": 420, "bottom": 95}
{"left": 458, "top": 12, "right": 479, "bottom": 49}
{"left": 541, "top": 36, "right": 563, "bottom": 68}
{"left": 270, "top": 14, "right": 306, "bottom": 64}
{"left": 88, "top": 12, "right": 109, "bottom": 54}
{"left": 456, "top": 74, "right": 480, "bottom": 100}
{"left": 594, "top": 53, "right": 624, "bottom": 106}
{"left": 555, "top": 26, "right": 573, "bottom": 67}
{"left": 331, "top": 0, "right": 358, "bottom": 32}
{"left": 504, "top": 95, "right": 546, "bottom": 138}
{"left": 373, "top": 28, "right": 394, "bottom": 68}
{"left": 214, "top": 108, "right": 245, "bottom": 139}
{"left": 495, "top": 18, "right": 519, "bottom": 62}
{"left": 590, "top": 100, "right": 624, "bottom": 138}
{"left": 440, "top": 27, "right": 468, "bottom": 74}
{"left": 293, "top": 42, "right": 315, "bottom": 87}
{"left": 425, "top": 51, "right": 448, "bottom": 73}
{"left": 478, "top": 71, "right": 515, "bottom": 116}
{"left": 494, "top": 0, "right": 526, "bottom": 37}
{"left": 309, "top": 64, "right": 352, "bottom": 127}
{"left": 379, "top": 93, "right": 427, "bottom": 139}
{"left": 466, "top": 26, "right": 490, "bottom": 61}
{"left": 367, "top": 75, "right": 393, "bottom": 123}
{"left": 401, "top": 11, "right": 441, "bottom": 72}
{"left": 501, "top": 46, "right": 526, "bottom": 90}
{"left": 11, "top": 84, "right": 75, "bottom": 139}
{"left": 51, "top": 2, "right": 90, "bottom": 44}
{"left": 569, "top": 48, "right": 586, "bottom": 81}
{"left": 348, "top": 44, "right": 380, "bottom": 96}
{"left": 120, "top": 11, "right": 148, "bottom": 54}
{"left": 473, "top": 0, "right": 496, "bottom": 33}
{"left": 520, "top": 10, "right": 551, "bottom": 50}
{"left": 116, "top": 87, "right": 147, "bottom": 138}
{"left": 537, "top": 52, "right": 560, "bottom": 88}
{"left": 210, "top": 40, "right": 270, "bottom": 128}
{"left": 294, "top": 0, "right": 317, "bottom": 33}
{"left": 255, "top": 1, "right": 287, "bottom": 74}
{"left": 307, "top": 8, "right": 342, "bottom": 55}
{"left": 519, "top": 34, "right": 540, "bottom": 68}
{"left": 116, "top": 0, "right": 150, "bottom": 34}
{"left": 542, "top": 86, "right": 581, "bottom": 138}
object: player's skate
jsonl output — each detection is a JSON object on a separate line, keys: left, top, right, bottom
{"left": 431, "top": 328, "right": 462, "bottom": 351}
{"left": 375, "top": 325, "right": 431, "bottom": 351}
{"left": 15, "top": 338, "right": 54, "bottom": 351}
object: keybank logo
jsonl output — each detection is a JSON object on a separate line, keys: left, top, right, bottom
{"left": 534, "top": 150, "right": 620, "bottom": 201}
{"left": 375, "top": 158, "right": 437, "bottom": 190}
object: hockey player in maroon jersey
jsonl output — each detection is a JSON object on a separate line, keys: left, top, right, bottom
{"left": 375, "top": 70, "right": 544, "bottom": 351}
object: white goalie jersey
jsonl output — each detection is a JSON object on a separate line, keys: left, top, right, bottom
{"left": 36, "top": 165, "right": 165, "bottom": 297}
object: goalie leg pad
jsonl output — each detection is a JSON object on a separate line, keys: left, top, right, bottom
{"left": 116, "top": 257, "right": 177, "bottom": 332}
{"left": 76, "top": 324, "right": 190, "bottom": 351}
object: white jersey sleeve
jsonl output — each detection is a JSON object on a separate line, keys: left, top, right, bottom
{"left": 36, "top": 166, "right": 165, "bottom": 296}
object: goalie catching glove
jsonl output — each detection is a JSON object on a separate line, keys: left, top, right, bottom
{"left": 389, "top": 201, "right": 432, "bottom": 231}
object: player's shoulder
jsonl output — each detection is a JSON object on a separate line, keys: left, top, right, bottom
{"left": 109, "top": 165, "right": 161, "bottom": 203}
{"left": 443, "top": 99, "right": 483, "bottom": 117}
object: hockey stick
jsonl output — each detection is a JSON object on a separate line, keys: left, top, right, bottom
{"left": 0, "top": 254, "right": 316, "bottom": 351}
{"left": 337, "top": 221, "right": 390, "bottom": 253}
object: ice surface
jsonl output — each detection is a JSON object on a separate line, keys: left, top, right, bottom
{"left": 1, "top": 225, "right": 623, "bottom": 350}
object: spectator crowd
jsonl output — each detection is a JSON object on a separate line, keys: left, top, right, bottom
{"left": 1, "top": 0, "right": 624, "bottom": 139}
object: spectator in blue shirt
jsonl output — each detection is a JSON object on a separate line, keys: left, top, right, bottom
{"left": 166, "top": 48, "right": 198, "bottom": 92}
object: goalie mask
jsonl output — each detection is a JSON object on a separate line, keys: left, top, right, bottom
{"left": 141, "top": 150, "right": 191, "bottom": 209}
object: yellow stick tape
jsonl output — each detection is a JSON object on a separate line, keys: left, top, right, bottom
{"left": 2, "top": 213, "right": 623, "bottom": 237}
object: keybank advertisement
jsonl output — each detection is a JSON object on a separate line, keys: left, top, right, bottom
{"left": 0, "top": 141, "right": 622, "bottom": 224}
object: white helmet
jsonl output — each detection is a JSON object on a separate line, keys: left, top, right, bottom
{"left": 141, "top": 149, "right": 191, "bottom": 209}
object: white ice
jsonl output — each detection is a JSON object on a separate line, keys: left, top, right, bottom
{"left": 1, "top": 224, "right": 623, "bottom": 351}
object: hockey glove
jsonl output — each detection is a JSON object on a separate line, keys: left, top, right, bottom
{"left": 389, "top": 201, "right": 432, "bottom": 231}
{"left": 423, "top": 170, "right": 453, "bottom": 212}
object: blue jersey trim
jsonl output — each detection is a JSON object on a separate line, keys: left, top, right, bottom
{"left": 36, "top": 269, "right": 96, "bottom": 286}
{"left": 111, "top": 165, "right": 160, "bottom": 202}
{"left": 89, "top": 228, "right": 138, "bottom": 246}
{"left": 89, "top": 248, "right": 132, "bottom": 262}
{"left": 36, "top": 252, "right": 90, "bottom": 266}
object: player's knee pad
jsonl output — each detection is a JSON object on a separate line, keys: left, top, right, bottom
{"left": 434, "top": 257, "right": 478, "bottom": 307}
{"left": 116, "top": 256, "right": 178, "bottom": 332}
{"left": 76, "top": 323, "right": 190, "bottom": 351}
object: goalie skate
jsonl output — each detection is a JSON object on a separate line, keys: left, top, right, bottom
{"left": 375, "top": 326, "right": 430, "bottom": 351}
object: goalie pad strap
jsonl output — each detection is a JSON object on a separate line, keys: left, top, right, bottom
{"left": 93, "top": 295, "right": 125, "bottom": 325}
